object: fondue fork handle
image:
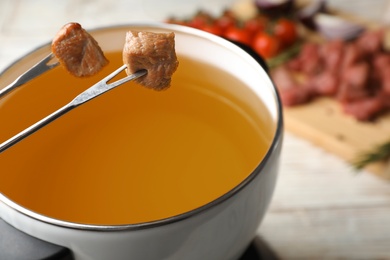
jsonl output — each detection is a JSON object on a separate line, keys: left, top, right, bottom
{"left": 0, "top": 53, "right": 59, "bottom": 98}
{"left": 0, "top": 65, "right": 146, "bottom": 154}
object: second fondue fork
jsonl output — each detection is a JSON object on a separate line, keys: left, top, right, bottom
{"left": 0, "top": 53, "right": 59, "bottom": 98}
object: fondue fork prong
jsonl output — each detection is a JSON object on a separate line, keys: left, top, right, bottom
{"left": 0, "top": 65, "right": 147, "bottom": 154}
{"left": 0, "top": 53, "right": 59, "bottom": 98}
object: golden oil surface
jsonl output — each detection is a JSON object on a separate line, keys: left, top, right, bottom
{"left": 0, "top": 52, "right": 272, "bottom": 225}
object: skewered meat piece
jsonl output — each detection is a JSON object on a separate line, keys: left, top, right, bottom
{"left": 122, "top": 31, "right": 179, "bottom": 90}
{"left": 52, "top": 22, "right": 108, "bottom": 77}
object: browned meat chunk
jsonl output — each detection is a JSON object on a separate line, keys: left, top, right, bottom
{"left": 342, "top": 96, "right": 384, "bottom": 121}
{"left": 373, "top": 53, "right": 390, "bottom": 78}
{"left": 341, "top": 43, "right": 365, "bottom": 68}
{"left": 336, "top": 82, "right": 369, "bottom": 102}
{"left": 336, "top": 62, "right": 370, "bottom": 103}
{"left": 279, "top": 87, "right": 313, "bottom": 107}
{"left": 51, "top": 22, "right": 108, "bottom": 77}
{"left": 356, "top": 29, "right": 384, "bottom": 56}
{"left": 381, "top": 73, "right": 390, "bottom": 95}
{"left": 122, "top": 31, "right": 179, "bottom": 90}
{"left": 306, "top": 70, "right": 339, "bottom": 96}
{"left": 272, "top": 66, "right": 297, "bottom": 90}
{"left": 320, "top": 40, "right": 344, "bottom": 73}
{"left": 272, "top": 66, "right": 313, "bottom": 106}
{"left": 297, "top": 42, "right": 323, "bottom": 75}
{"left": 342, "top": 62, "right": 369, "bottom": 89}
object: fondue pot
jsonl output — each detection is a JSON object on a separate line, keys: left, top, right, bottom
{"left": 0, "top": 23, "right": 283, "bottom": 260}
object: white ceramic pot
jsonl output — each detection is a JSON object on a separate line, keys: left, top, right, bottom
{"left": 0, "top": 23, "right": 283, "bottom": 260}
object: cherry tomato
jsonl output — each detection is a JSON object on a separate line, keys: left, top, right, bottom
{"left": 252, "top": 32, "right": 281, "bottom": 59}
{"left": 273, "top": 18, "right": 297, "bottom": 47}
{"left": 188, "top": 11, "right": 212, "bottom": 29}
{"left": 244, "top": 16, "right": 268, "bottom": 36}
{"left": 201, "top": 22, "right": 224, "bottom": 36}
{"left": 214, "top": 11, "right": 236, "bottom": 32}
{"left": 165, "top": 17, "right": 188, "bottom": 26}
{"left": 223, "top": 26, "right": 252, "bottom": 46}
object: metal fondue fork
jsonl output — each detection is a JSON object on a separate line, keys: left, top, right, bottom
{"left": 0, "top": 61, "right": 146, "bottom": 154}
{"left": 0, "top": 53, "right": 59, "bottom": 98}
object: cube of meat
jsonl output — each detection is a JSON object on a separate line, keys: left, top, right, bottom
{"left": 342, "top": 62, "right": 369, "bottom": 89}
{"left": 356, "top": 29, "right": 384, "bottom": 56}
{"left": 342, "top": 96, "right": 384, "bottom": 121}
{"left": 305, "top": 70, "right": 339, "bottom": 96}
{"left": 123, "top": 31, "right": 179, "bottom": 90}
{"left": 341, "top": 42, "right": 365, "bottom": 68}
{"left": 271, "top": 66, "right": 313, "bottom": 106}
{"left": 51, "top": 22, "right": 108, "bottom": 77}
{"left": 287, "top": 42, "right": 324, "bottom": 72}
{"left": 320, "top": 39, "right": 344, "bottom": 72}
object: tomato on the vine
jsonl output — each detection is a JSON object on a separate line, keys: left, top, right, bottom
{"left": 214, "top": 11, "right": 236, "bottom": 33}
{"left": 252, "top": 32, "right": 281, "bottom": 59}
{"left": 244, "top": 16, "right": 268, "bottom": 36}
{"left": 273, "top": 18, "right": 297, "bottom": 47}
{"left": 165, "top": 17, "right": 188, "bottom": 26}
{"left": 188, "top": 11, "right": 212, "bottom": 29}
{"left": 166, "top": 8, "right": 298, "bottom": 61}
{"left": 223, "top": 26, "right": 252, "bottom": 46}
{"left": 201, "top": 22, "right": 224, "bottom": 36}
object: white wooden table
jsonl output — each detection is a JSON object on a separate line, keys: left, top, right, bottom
{"left": 1, "top": 0, "right": 390, "bottom": 259}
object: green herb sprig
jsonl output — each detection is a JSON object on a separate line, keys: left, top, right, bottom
{"left": 267, "top": 41, "right": 302, "bottom": 69}
{"left": 353, "top": 141, "right": 390, "bottom": 170}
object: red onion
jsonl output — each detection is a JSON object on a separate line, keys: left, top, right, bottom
{"left": 314, "top": 13, "right": 365, "bottom": 40}
{"left": 255, "top": 0, "right": 295, "bottom": 16}
{"left": 298, "top": 0, "right": 327, "bottom": 30}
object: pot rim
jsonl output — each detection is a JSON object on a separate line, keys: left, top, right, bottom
{"left": 0, "top": 22, "right": 283, "bottom": 231}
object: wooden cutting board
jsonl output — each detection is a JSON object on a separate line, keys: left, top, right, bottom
{"left": 282, "top": 4, "right": 390, "bottom": 180}
{"left": 284, "top": 98, "right": 390, "bottom": 179}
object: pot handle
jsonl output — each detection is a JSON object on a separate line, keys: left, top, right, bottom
{"left": 0, "top": 218, "right": 74, "bottom": 260}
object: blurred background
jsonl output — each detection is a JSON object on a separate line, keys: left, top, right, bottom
{"left": 1, "top": 0, "right": 390, "bottom": 259}
{"left": 1, "top": 0, "right": 390, "bottom": 71}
